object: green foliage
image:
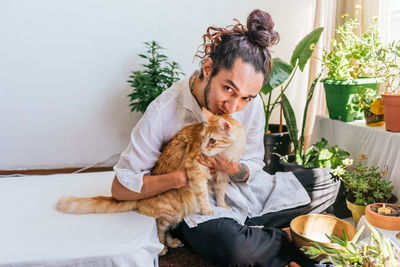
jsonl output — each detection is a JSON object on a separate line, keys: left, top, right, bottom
{"left": 301, "top": 138, "right": 350, "bottom": 169}
{"left": 280, "top": 70, "right": 324, "bottom": 165}
{"left": 334, "top": 155, "right": 394, "bottom": 206}
{"left": 301, "top": 221, "right": 400, "bottom": 266}
{"left": 348, "top": 86, "right": 378, "bottom": 113}
{"left": 322, "top": 14, "right": 382, "bottom": 80}
{"left": 127, "top": 41, "right": 184, "bottom": 113}
{"left": 374, "top": 40, "right": 400, "bottom": 94}
{"left": 261, "top": 27, "right": 323, "bottom": 134}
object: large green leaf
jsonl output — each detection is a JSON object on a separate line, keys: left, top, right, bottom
{"left": 261, "top": 57, "right": 293, "bottom": 94}
{"left": 281, "top": 93, "right": 298, "bottom": 155}
{"left": 290, "top": 27, "right": 324, "bottom": 71}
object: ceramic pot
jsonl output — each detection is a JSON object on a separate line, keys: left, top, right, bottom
{"left": 381, "top": 92, "right": 400, "bottom": 132}
{"left": 323, "top": 77, "right": 381, "bottom": 122}
{"left": 363, "top": 98, "right": 385, "bottom": 126}
{"left": 345, "top": 197, "right": 366, "bottom": 226}
{"left": 365, "top": 203, "right": 400, "bottom": 230}
{"left": 290, "top": 214, "right": 357, "bottom": 262}
{"left": 263, "top": 124, "right": 291, "bottom": 174}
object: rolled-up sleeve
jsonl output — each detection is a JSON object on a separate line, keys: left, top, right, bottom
{"left": 113, "top": 106, "right": 163, "bottom": 192}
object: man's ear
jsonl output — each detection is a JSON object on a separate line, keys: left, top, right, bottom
{"left": 202, "top": 107, "right": 214, "bottom": 121}
{"left": 202, "top": 57, "right": 213, "bottom": 80}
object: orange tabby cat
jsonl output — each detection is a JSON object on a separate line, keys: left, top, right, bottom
{"left": 56, "top": 108, "right": 246, "bottom": 255}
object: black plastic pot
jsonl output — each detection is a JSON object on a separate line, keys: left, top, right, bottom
{"left": 263, "top": 124, "right": 291, "bottom": 175}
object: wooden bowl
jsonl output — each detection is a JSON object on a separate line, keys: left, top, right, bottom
{"left": 290, "top": 214, "right": 357, "bottom": 261}
{"left": 365, "top": 203, "right": 400, "bottom": 230}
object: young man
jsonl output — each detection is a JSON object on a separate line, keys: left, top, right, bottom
{"left": 112, "top": 9, "right": 339, "bottom": 266}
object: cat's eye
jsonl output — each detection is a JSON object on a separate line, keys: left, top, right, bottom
{"left": 209, "top": 138, "right": 216, "bottom": 144}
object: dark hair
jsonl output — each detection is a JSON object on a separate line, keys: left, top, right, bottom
{"left": 196, "top": 9, "right": 279, "bottom": 83}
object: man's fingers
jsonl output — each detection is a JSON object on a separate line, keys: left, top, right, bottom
{"left": 196, "top": 155, "right": 213, "bottom": 167}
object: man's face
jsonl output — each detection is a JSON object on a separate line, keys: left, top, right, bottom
{"left": 204, "top": 58, "right": 264, "bottom": 115}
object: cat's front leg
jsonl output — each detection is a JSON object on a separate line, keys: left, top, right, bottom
{"left": 213, "top": 172, "right": 231, "bottom": 209}
{"left": 186, "top": 162, "right": 215, "bottom": 216}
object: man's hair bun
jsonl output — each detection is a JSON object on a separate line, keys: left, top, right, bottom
{"left": 246, "top": 9, "right": 279, "bottom": 48}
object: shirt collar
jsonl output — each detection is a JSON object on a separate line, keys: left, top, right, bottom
{"left": 182, "top": 77, "right": 207, "bottom": 122}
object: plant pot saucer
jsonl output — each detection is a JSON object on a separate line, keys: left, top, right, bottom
{"left": 365, "top": 203, "right": 400, "bottom": 231}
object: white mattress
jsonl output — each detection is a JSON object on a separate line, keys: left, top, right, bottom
{"left": 0, "top": 171, "right": 163, "bottom": 267}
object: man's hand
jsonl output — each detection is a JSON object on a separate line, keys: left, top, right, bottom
{"left": 196, "top": 154, "right": 241, "bottom": 176}
{"left": 173, "top": 157, "right": 189, "bottom": 188}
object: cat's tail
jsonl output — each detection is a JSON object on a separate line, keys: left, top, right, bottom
{"left": 56, "top": 196, "right": 137, "bottom": 214}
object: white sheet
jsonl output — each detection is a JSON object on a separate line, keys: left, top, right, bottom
{"left": 0, "top": 171, "right": 163, "bottom": 267}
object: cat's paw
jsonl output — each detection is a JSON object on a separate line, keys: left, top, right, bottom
{"left": 200, "top": 208, "right": 215, "bottom": 216}
{"left": 166, "top": 237, "right": 182, "bottom": 248}
{"left": 158, "top": 246, "right": 168, "bottom": 256}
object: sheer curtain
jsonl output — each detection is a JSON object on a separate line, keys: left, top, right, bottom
{"left": 304, "top": 0, "right": 390, "bottom": 148}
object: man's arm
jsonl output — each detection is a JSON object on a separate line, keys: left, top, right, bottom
{"left": 112, "top": 160, "right": 188, "bottom": 200}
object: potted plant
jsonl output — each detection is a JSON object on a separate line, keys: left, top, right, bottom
{"left": 301, "top": 221, "right": 400, "bottom": 266}
{"left": 280, "top": 137, "right": 350, "bottom": 172}
{"left": 127, "top": 40, "right": 184, "bottom": 113}
{"left": 376, "top": 40, "right": 400, "bottom": 131}
{"left": 322, "top": 12, "right": 382, "bottom": 122}
{"left": 332, "top": 154, "right": 396, "bottom": 226}
{"left": 261, "top": 27, "right": 323, "bottom": 174}
{"left": 349, "top": 87, "right": 384, "bottom": 126}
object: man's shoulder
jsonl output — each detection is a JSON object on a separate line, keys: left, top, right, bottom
{"left": 146, "top": 79, "right": 188, "bottom": 114}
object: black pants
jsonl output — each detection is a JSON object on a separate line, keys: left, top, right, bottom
{"left": 172, "top": 168, "right": 340, "bottom": 267}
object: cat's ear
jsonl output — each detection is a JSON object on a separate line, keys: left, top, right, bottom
{"left": 202, "top": 107, "right": 214, "bottom": 121}
{"left": 218, "top": 118, "right": 232, "bottom": 136}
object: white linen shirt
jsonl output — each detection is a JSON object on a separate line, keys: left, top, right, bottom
{"left": 114, "top": 78, "right": 311, "bottom": 227}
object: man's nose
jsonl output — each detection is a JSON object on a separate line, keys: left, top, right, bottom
{"left": 224, "top": 98, "right": 240, "bottom": 114}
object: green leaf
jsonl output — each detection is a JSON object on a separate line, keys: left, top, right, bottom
{"left": 281, "top": 93, "right": 298, "bottom": 156}
{"left": 262, "top": 58, "right": 293, "bottom": 94}
{"left": 290, "top": 27, "right": 324, "bottom": 71}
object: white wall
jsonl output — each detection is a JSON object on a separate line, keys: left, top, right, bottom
{"left": 0, "top": 0, "right": 315, "bottom": 170}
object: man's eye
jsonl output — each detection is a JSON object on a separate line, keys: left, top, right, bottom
{"left": 209, "top": 138, "right": 216, "bottom": 144}
{"left": 242, "top": 97, "right": 251, "bottom": 102}
{"left": 224, "top": 86, "right": 233, "bottom": 93}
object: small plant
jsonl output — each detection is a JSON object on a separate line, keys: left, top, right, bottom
{"left": 375, "top": 40, "right": 400, "bottom": 94}
{"left": 348, "top": 87, "right": 379, "bottom": 113}
{"left": 127, "top": 41, "right": 184, "bottom": 113}
{"left": 332, "top": 154, "right": 394, "bottom": 206}
{"left": 301, "top": 138, "right": 350, "bottom": 169}
{"left": 302, "top": 221, "right": 400, "bottom": 266}
{"left": 322, "top": 10, "right": 382, "bottom": 80}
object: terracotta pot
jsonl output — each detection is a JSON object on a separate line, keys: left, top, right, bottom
{"left": 346, "top": 197, "right": 366, "bottom": 226}
{"left": 381, "top": 92, "right": 400, "bottom": 132}
{"left": 365, "top": 203, "right": 400, "bottom": 230}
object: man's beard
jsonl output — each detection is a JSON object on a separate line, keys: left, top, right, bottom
{"left": 204, "top": 79, "right": 211, "bottom": 112}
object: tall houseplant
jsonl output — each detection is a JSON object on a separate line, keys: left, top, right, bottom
{"left": 322, "top": 12, "right": 382, "bottom": 122}
{"left": 128, "top": 41, "right": 184, "bottom": 113}
{"left": 261, "top": 27, "right": 323, "bottom": 174}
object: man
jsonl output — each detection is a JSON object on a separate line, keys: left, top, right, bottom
{"left": 112, "top": 9, "right": 339, "bottom": 266}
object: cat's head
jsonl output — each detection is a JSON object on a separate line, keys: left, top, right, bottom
{"left": 200, "top": 108, "right": 245, "bottom": 157}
